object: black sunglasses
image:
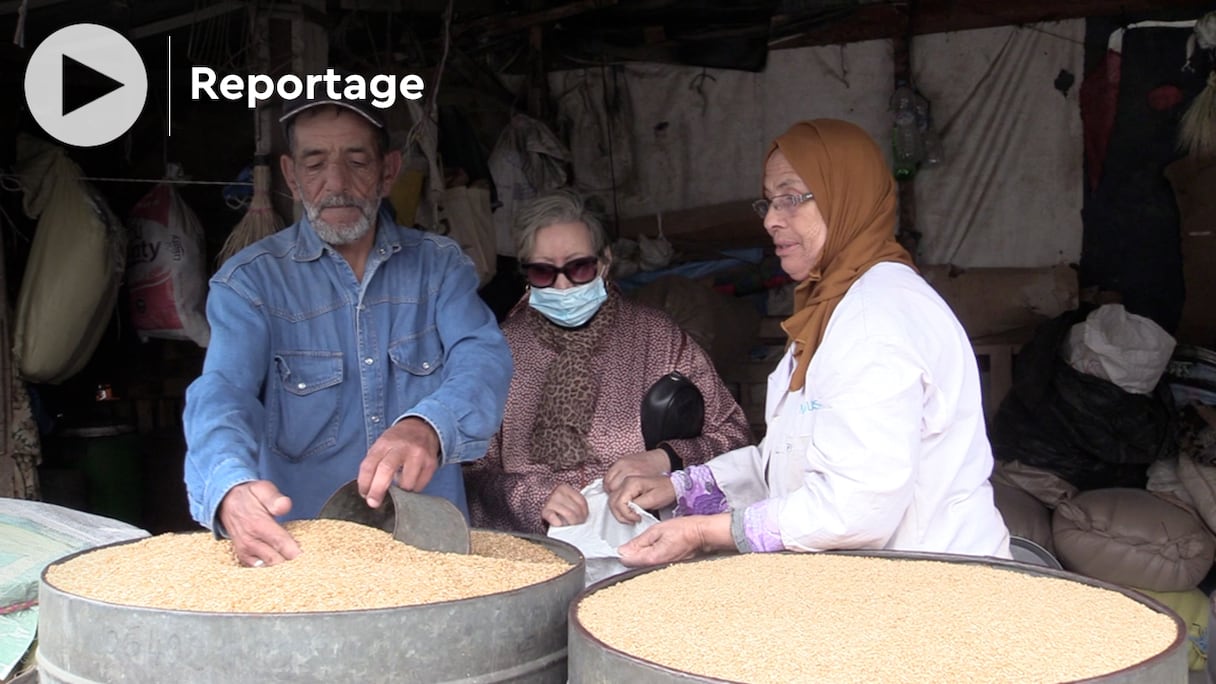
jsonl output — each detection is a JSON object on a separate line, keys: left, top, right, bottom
{"left": 520, "top": 256, "right": 600, "bottom": 288}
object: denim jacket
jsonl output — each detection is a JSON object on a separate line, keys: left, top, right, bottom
{"left": 183, "top": 214, "right": 512, "bottom": 530}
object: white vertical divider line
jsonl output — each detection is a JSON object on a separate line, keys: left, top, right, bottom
{"left": 166, "top": 35, "right": 171, "bottom": 137}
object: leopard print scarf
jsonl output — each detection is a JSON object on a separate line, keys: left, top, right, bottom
{"left": 527, "top": 286, "right": 619, "bottom": 471}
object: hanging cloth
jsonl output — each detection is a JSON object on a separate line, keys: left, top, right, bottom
{"left": 0, "top": 225, "right": 41, "bottom": 500}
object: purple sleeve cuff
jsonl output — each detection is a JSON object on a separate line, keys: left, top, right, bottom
{"left": 742, "top": 499, "right": 785, "bottom": 552}
{"left": 672, "top": 465, "right": 729, "bottom": 516}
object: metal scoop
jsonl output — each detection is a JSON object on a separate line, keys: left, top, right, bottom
{"left": 317, "top": 480, "right": 470, "bottom": 554}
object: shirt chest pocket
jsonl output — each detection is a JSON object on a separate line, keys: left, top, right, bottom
{"left": 270, "top": 351, "right": 343, "bottom": 462}
{"left": 387, "top": 331, "right": 444, "bottom": 416}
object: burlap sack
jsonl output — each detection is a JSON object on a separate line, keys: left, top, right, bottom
{"left": 1053, "top": 488, "right": 1216, "bottom": 591}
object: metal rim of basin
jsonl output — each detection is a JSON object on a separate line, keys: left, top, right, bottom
{"left": 38, "top": 531, "right": 586, "bottom": 684}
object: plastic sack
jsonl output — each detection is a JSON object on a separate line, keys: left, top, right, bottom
{"left": 1064, "top": 303, "right": 1176, "bottom": 394}
{"left": 1134, "top": 587, "right": 1210, "bottom": 671}
{"left": 125, "top": 167, "right": 211, "bottom": 347}
{"left": 990, "top": 480, "right": 1055, "bottom": 553}
{"left": 1166, "top": 345, "right": 1216, "bottom": 407}
{"left": 990, "top": 309, "right": 1177, "bottom": 491}
{"left": 486, "top": 113, "right": 569, "bottom": 257}
{"left": 547, "top": 480, "right": 658, "bottom": 587}
{"left": 1052, "top": 488, "right": 1215, "bottom": 592}
{"left": 1177, "top": 452, "right": 1216, "bottom": 538}
{"left": 0, "top": 498, "right": 148, "bottom": 679}
{"left": 1147, "top": 457, "right": 1197, "bottom": 511}
{"left": 630, "top": 276, "right": 761, "bottom": 377}
{"left": 12, "top": 134, "right": 125, "bottom": 384}
{"left": 432, "top": 183, "right": 496, "bottom": 288}
{"left": 990, "top": 460, "right": 1078, "bottom": 509}
{"left": 637, "top": 233, "right": 673, "bottom": 271}
{"left": 402, "top": 98, "right": 503, "bottom": 284}
{"left": 554, "top": 69, "right": 635, "bottom": 196}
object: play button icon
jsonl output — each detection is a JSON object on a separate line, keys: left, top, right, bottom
{"left": 62, "top": 54, "right": 126, "bottom": 116}
{"left": 24, "top": 23, "right": 148, "bottom": 147}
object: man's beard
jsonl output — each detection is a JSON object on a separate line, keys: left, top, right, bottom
{"left": 304, "top": 193, "right": 380, "bottom": 245}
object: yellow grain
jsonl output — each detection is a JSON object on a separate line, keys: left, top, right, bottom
{"left": 576, "top": 554, "right": 1180, "bottom": 683}
{"left": 45, "top": 520, "right": 570, "bottom": 613}
{"left": 471, "top": 529, "right": 565, "bottom": 564}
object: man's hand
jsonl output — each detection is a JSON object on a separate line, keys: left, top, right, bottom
{"left": 218, "top": 480, "right": 301, "bottom": 567}
{"left": 603, "top": 449, "right": 670, "bottom": 493}
{"left": 541, "top": 483, "right": 589, "bottom": 528}
{"left": 617, "top": 513, "right": 733, "bottom": 567}
{"left": 607, "top": 474, "right": 677, "bottom": 524}
{"left": 358, "top": 417, "right": 440, "bottom": 508}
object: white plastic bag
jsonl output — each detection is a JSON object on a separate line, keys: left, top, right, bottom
{"left": 126, "top": 165, "right": 210, "bottom": 347}
{"left": 1063, "top": 303, "right": 1175, "bottom": 394}
{"left": 433, "top": 183, "right": 496, "bottom": 288}
{"left": 637, "top": 233, "right": 673, "bottom": 271}
{"left": 404, "top": 98, "right": 500, "bottom": 285}
{"left": 486, "top": 113, "right": 569, "bottom": 257}
{"left": 547, "top": 480, "right": 658, "bottom": 587}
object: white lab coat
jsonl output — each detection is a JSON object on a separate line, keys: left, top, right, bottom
{"left": 708, "top": 262, "right": 1011, "bottom": 558}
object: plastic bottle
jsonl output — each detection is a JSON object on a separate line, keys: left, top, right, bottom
{"left": 890, "top": 82, "right": 922, "bottom": 180}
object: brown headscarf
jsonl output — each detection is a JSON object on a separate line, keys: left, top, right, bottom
{"left": 771, "top": 119, "right": 916, "bottom": 392}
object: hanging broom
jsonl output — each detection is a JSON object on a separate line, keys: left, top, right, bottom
{"left": 1178, "top": 11, "right": 1216, "bottom": 159}
{"left": 216, "top": 159, "right": 284, "bottom": 266}
{"left": 216, "top": 22, "right": 284, "bottom": 267}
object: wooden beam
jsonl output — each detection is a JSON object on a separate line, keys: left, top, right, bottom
{"left": 452, "top": 0, "right": 618, "bottom": 40}
{"left": 129, "top": 2, "right": 244, "bottom": 40}
{"left": 0, "top": 0, "right": 70, "bottom": 15}
{"left": 770, "top": 4, "right": 901, "bottom": 49}
{"left": 914, "top": 0, "right": 1212, "bottom": 33}
{"left": 772, "top": 0, "right": 1212, "bottom": 49}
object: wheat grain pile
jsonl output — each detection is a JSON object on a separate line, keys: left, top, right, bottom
{"left": 45, "top": 520, "right": 570, "bottom": 613}
{"left": 577, "top": 553, "right": 1179, "bottom": 683}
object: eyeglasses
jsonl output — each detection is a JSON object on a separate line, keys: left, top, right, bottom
{"left": 752, "top": 192, "right": 815, "bottom": 218}
{"left": 520, "top": 256, "right": 600, "bottom": 288}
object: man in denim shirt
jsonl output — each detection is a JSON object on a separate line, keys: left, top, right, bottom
{"left": 183, "top": 89, "right": 512, "bottom": 568}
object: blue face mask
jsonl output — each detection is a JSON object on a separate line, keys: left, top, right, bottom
{"left": 528, "top": 277, "right": 608, "bottom": 328}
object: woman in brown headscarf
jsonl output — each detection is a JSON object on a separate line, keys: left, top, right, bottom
{"left": 610, "top": 119, "right": 1011, "bottom": 564}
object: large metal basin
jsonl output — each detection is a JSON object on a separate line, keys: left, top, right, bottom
{"left": 568, "top": 550, "right": 1187, "bottom": 684}
{"left": 38, "top": 531, "right": 584, "bottom": 684}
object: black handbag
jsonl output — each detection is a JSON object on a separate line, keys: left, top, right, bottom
{"left": 640, "top": 371, "right": 705, "bottom": 451}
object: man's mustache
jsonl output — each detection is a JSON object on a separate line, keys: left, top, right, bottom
{"left": 316, "top": 194, "right": 366, "bottom": 209}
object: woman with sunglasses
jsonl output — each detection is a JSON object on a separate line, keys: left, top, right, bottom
{"left": 607, "top": 119, "right": 1011, "bottom": 564}
{"left": 464, "top": 189, "right": 752, "bottom": 534}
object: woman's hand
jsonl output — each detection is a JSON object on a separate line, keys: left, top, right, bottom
{"left": 608, "top": 474, "right": 676, "bottom": 524}
{"left": 617, "top": 513, "right": 733, "bottom": 567}
{"left": 541, "top": 483, "right": 589, "bottom": 527}
{"left": 603, "top": 449, "right": 670, "bottom": 493}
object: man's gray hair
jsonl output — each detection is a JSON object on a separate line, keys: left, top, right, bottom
{"left": 513, "top": 189, "right": 609, "bottom": 262}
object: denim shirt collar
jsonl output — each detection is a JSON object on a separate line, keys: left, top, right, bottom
{"left": 291, "top": 206, "right": 403, "bottom": 263}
